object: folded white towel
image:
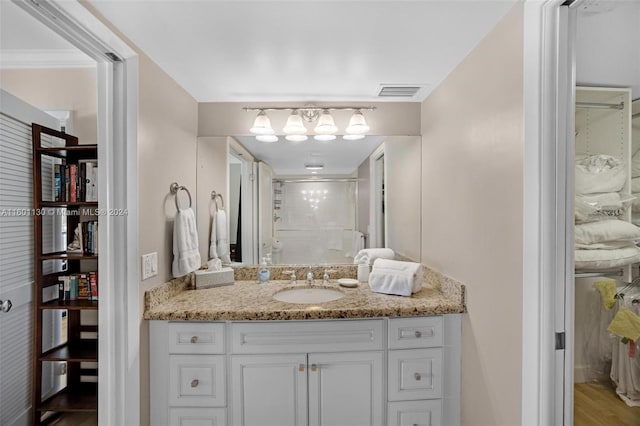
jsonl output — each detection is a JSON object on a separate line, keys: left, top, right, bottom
{"left": 216, "top": 210, "right": 231, "bottom": 265}
{"left": 353, "top": 248, "right": 395, "bottom": 265}
{"left": 368, "top": 259, "right": 423, "bottom": 297}
{"left": 172, "top": 208, "right": 201, "bottom": 278}
{"left": 209, "top": 210, "right": 218, "bottom": 260}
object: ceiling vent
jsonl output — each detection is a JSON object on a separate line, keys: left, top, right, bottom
{"left": 377, "top": 85, "right": 423, "bottom": 98}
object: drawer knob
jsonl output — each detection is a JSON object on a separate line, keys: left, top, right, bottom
{"left": 414, "top": 373, "right": 422, "bottom": 381}
{"left": 310, "top": 364, "right": 318, "bottom": 372}
{"left": 298, "top": 364, "right": 305, "bottom": 372}
{"left": 190, "top": 336, "right": 198, "bottom": 344}
{"left": 191, "top": 379, "right": 199, "bottom": 388}
{"left": 414, "top": 330, "right": 422, "bottom": 338}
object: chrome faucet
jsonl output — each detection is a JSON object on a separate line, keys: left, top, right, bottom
{"left": 283, "top": 270, "right": 297, "bottom": 285}
{"left": 306, "top": 267, "right": 314, "bottom": 285}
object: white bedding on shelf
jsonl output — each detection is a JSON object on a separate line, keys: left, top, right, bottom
{"left": 574, "top": 220, "right": 640, "bottom": 245}
{"left": 575, "top": 154, "right": 627, "bottom": 195}
{"left": 575, "top": 246, "right": 640, "bottom": 270}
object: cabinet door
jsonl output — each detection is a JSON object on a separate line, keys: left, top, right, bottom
{"left": 231, "top": 354, "right": 307, "bottom": 426}
{"left": 308, "top": 351, "right": 384, "bottom": 426}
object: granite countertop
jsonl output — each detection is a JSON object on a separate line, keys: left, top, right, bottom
{"left": 144, "top": 268, "right": 466, "bottom": 321}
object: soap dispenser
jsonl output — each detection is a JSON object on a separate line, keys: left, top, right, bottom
{"left": 258, "top": 257, "right": 270, "bottom": 283}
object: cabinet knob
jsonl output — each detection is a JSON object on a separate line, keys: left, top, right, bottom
{"left": 0, "top": 299, "right": 12, "bottom": 313}
{"left": 414, "top": 330, "right": 422, "bottom": 338}
{"left": 298, "top": 364, "right": 305, "bottom": 372}
{"left": 310, "top": 364, "right": 318, "bottom": 372}
{"left": 191, "top": 379, "right": 199, "bottom": 388}
{"left": 414, "top": 373, "right": 422, "bottom": 381}
{"left": 190, "top": 336, "right": 198, "bottom": 344}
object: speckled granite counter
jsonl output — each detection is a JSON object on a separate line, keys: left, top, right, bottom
{"left": 144, "top": 265, "right": 466, "bottom": 321}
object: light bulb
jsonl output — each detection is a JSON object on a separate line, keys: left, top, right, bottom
{"left": 343, "top": 134, "right": 365, "bottom": 141}
{"left": 314, "top": 134, "right": 336, "bottom": 141}
{"left": 285, "top": 134, "right": 308, "bottom": 142}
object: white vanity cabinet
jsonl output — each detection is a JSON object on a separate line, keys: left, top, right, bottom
{"left": 150, "top": 316, "right": 461, "bottom": 426}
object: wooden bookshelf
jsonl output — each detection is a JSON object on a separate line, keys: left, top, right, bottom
{"left": 31, "top": 124, "right": 99, "bottom": 424}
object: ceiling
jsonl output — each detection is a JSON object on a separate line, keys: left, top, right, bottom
{"left": 1, "top": 1, "right": 518, "bottom": 175}
{"left": 86, "top": 0, "right": 517, "bottom": 103}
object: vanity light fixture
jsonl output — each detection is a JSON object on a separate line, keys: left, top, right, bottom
{"left": 244, "top": 105, "right": 375, "bottom": 142}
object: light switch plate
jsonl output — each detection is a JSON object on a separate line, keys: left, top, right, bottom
{"left": 142, "top": 252, "right": 158, "bottom": 280}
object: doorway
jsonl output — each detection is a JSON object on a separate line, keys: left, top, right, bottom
{"left": 568, "top": 1, "right": 640, "bottom": 425}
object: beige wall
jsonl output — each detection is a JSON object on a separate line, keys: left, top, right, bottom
{"left": 420, "top": 4, "right": 524, "bottom": 426}
{"left": 136, "top": 52, "right": 198, "bottom": 426}
{"left": 198, "top": 101, "right": 420, "bottom": 136}
{"left": 0, "top": 68, "right": 97, "bottom": 144}
{"left": 385, "top": 136, "right": 422, "bottom": 261}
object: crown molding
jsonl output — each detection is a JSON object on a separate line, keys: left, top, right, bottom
{"left": 0, "top": 49, "right": 95, "bottom": 69}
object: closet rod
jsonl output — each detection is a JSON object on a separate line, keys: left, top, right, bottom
{"left": 576, "top": 101, "right": 624, "bottom": 110}
{"left": 633, "top": 111, "right": 640, "bottom": 119}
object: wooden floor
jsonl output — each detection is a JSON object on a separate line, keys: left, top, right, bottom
{"left": 574, "top": 381, "right": 640, "bottom": 426}
{"left": 49, "top": 412, "right": 97, "bottom": 426}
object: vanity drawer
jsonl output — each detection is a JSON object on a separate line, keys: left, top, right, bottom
{"left": 168, "top": 322, "right": 225, "bottom": 354}
{"left": 169, "top": 407, "right": 227, "bottom": 426}
{"left": 230, "top": 319, "right": 384, "bottom": 354}
{"left": 388, "top": 400, "right": 442, "bottom": 426}
{"left": 388, "top": 348, "right": 443, "bottom": 401}
{"left": 169, "top": 355, "right": 226, "bottom": 407}
{"left": 388, "top": 317, "right": 443, "bottom": 349}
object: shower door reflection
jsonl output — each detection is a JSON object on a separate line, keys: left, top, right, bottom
{"left": 272, "top": 179, "right": 360, "bottom": 265}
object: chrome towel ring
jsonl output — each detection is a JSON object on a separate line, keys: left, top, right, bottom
{"left": 211, "top": 190, "right": 225, "bottom": 211}
{"left": 170, "top": 182, "right": 192, "bottom": 211}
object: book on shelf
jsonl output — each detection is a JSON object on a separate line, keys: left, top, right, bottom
{"left": 67, "top": 221, "right": 99, "bottom": 256}
{"left": 57, "top": 272, "right": 98, "bottom": 302}
{"left": 53, "top": 160, "right": 98, "bottom": 202}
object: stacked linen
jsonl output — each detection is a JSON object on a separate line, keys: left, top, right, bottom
{"left": 353, "top": 248, "right": 395, "bottom": 265}
{"left": 368, "top": 259, "right": 423, "bottom": 297}
{"left": 631, "top": 151, "right": 640, "bottom": 225}
{"left": 574, "top": 219, "right": 640, "bottom": 270}
{"left": 575, "top": 154, "right": 640, "bottom": 270}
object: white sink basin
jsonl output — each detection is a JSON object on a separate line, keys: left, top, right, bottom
{"left": 273, "top": 287, "right": 345, "bottom": 304}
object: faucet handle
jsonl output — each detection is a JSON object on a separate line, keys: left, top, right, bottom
{"left": 323, "top": 269, "right": 337, "bottom": 283}
{"left": 282, "top": 270, "right": 297, "bottom": 284}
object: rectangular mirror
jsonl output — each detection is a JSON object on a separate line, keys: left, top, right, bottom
{"left": 196, "top": 135, "right": 421, "bottom": 265}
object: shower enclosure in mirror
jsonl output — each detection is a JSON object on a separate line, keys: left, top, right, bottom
{"left": 271, "top": 179, "right": 361, "bottom": 264}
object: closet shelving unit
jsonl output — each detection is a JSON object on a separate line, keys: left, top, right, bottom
{"left": 574, "top": 86, "right": 633, "bottom": 281}
{"left": 31, "top": 124, "right": 98, "bottom": 424}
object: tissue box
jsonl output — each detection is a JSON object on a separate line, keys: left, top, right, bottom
{"left": 194, "top": 267, "right": 234, "bottom": 289}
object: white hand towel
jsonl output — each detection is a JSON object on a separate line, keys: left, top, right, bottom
{"left": 215, "top": 209, "right": 231, "bottom": 265}
{"left": 172, "top": 207, "right": 201, "bottom": 278}
{"left": 353, "top": 248, "right": 395, "bottom": 265}
{"left": 209, "top": 210, "right": 218, "bottom": 260}
{"left": 368, "top": 259, "right": 423, "bottom": 297}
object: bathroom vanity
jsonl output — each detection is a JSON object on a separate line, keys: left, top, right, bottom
{"left": 146, "top": 273, "right": 464, "bottom": 426}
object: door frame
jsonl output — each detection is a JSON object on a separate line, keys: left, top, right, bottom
{"left": 369, "top": 143, "right": 386, "bottom": 249}
{"left": 522, "top": 0, "right": 575, "bottom": 424}
{"left": 13, "top": 1, "right": 140, "bottom": 425}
